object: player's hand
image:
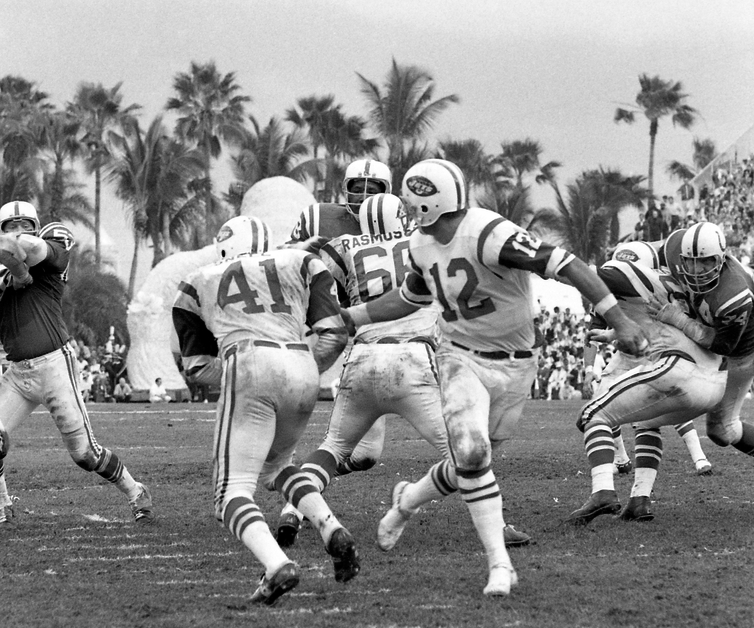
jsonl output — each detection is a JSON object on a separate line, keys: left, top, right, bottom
{"left": 649, "top": 299, "right": 690, "bottom": 329}
{"left": 278, "top": 236, "right": 329, "bottom": 255}
{"left": 612, "top": 317, "right": 649, "bottom": 357}
{"left": 586, "top": 328, "right": 615, "bottom": 344}
{"left": 582, "top": 370, "right": 595, "bottom": 391}
{"left": 340, "top": 307, "right": 356, "bottom": 335}
{"left": 11, "top": 271, "right": 33, "bottom": 289}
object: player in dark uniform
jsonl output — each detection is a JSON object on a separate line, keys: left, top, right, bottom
{"left": 651, "top": 221, "right": 754, "bottom": 455}
{"left": 0, "top": 200, "right": 155, "bottom": 527}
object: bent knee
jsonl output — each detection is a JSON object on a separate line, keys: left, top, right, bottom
{"left": 71, "top": 450, "right": 99, "bottom": 471}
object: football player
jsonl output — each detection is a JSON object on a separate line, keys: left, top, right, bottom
{"left": 568, "top": 246, "right": 726, "bottom": 525}
{"left": 344, "top": 159, "right": 648, "bottom": 596}
{"left": 649, "top": 221, "right": 754, "bottom": 457}
{"left": 173, "top": 216, "right": 358, "bottom": 606}
{"left": 275, "top": 159, "right": 394, "bottom": 542}
{"left": 0, "top": 200, "right": 154, "bottom": 528}
{"left": 585, "top": 241, "right": 714, "bottom": 478}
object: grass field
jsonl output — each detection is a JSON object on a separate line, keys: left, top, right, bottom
{"left": 2, "top": 399, "right": 754, "bottom": 628}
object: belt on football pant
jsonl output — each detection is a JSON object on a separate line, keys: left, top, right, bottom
{"left": 450, "top": 340, "right": 533, "bottom": 361}
{"left": 354, "top": 335, "right": 436, "bottom": 350}
{"left": 224, "top": 339, "right": 309, "bottom": 359}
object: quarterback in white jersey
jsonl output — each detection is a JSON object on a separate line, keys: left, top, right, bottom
{"left": 173, "top": 216, "right": 359, "bottom": 606}
{"left": 346, "top": 159, "right": 648, "bottom": 597}
{"left": 568, "top": 256, "right": 726, "bottom": 525}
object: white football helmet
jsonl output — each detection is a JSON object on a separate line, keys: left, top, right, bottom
{"left": 358, "top": 194, "right": 412, "bottom": 237}
{"left": 343, "top": 159, "right": 391, "bottom": 216}
{"left": 0, "top": 200, "right": 40, "bottom": 235}
{"left": 215, "top": 216, "right": 272, "bottom": 261}
{"left": 611, "top": 241, "right": 660, "bottom": 269}
{"left": 401, "top": 159, "right": 467, "bottom": 227}
{"left": 678, "top": 222, "right": 726, "bottom": 293}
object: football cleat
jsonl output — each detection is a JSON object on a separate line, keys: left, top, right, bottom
{"left": 696, "top": 461, "right": 713, "bottom": 476}
{"left": 616, "top": 495, "right": 654, "bottom": 522}
{"left": 614, "top": 460, "right": 633, "bottom": 475}
{"left": 130, "top": 483, "right": 156, "bottom": 525}
{"left": 250, "top": 561, "right": 300, "bottom": 606}
{"left": 326, "top": 527, "right": 360, "bottom": 583}
{"left": 275, "top": 511, "right": 301, "bottom": 548}
{"left": 503, "top": 524, "right": 531, "bottom": 547}
{"left": 567, "top": 490, "right": 621, "bottom": 525}
{"left": 377, "top": 481, "right": 412, "bottom": 551}
{"left": 483, "top": 562, "right": 518, "bottom": 596}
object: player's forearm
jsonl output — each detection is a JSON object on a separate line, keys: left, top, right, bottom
{"left": 347, "top": 290, "right": 419, "bottom": 327}
{"left": 312, "top": 328, "right": 348, "bottom": 373}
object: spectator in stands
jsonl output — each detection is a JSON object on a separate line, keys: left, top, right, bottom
{"left": 149, "top": 377, "right": 172, "bottom": 403}
{"left": 113, "top": 377, "right": 133, "bottom": 403}
{"left": 80, "top": 364, "right": 93, "bottom": 402}
{"left": 644, "top": 203, "right": 668, "bottom": 240}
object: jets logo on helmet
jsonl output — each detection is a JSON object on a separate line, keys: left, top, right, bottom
{"left": 612, "top": 241, "right": 660, "bottom": 269}
{"left": 405, "top": 176, "right": 438, "bottom": 197}
{"left": 215, "top": 216, "right": 272, "bottom": 261}
{"left": 401, "top": 159, "right": 467, "bottom": 227}
{"left": 358, "top": 194, "right": 412, "bottom": 237}
{"left": 0, "top": 200, "right": 40, "bottom": 235}
{"left": 678, "top": 222, "right": 726, "bottom": 294}
{"left": 343, "top": 159, "right": 392, "bottom": 217}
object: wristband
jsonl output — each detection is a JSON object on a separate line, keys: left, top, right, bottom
{"left": 594, "top": 294, "right": 618, "bottom": 317}
{"left": 347, "top": 303, "right": 372, "bottom": 327}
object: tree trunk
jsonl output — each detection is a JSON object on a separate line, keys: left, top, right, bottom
{"left": 647, "top": 119, "right": 658, "bottom": 201}
{"left": 128, "top": 231, "right": 140, "bottom": 301}
{"left": 95, "top": 167, "right": 102, "bottom": 268}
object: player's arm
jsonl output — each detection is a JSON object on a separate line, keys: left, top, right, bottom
{"left": 305, "top": 256, "right": 349, "bottom": 373}
{"left": 172, "top": 281, "right": 221, "bottom": 386}
{"left": 15, "top": 234, "right": 50, "bottom": 266}
{"left": 557, "top": 257, "right": 647, "bottom": 356}
{"left": 0, "top": 234, "right": 33, "bottom": 286}
{"left": 344, "top": 269, "right": 426, "bottom": 328}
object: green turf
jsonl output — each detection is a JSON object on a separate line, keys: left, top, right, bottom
{"left": 2, "top": 400, "right": 753, "bottom": 627}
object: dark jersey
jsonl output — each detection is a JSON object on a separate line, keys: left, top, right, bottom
{"left": 660, "top": 229, "right": 754, "bottom": 358}
{"left": 288, "top": 203, "right": 360, "bottom": 243}
{"left": 0, "top": 222, "right": 75, "bottom": 361}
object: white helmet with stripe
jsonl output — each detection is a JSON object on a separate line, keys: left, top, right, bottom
{"left": 215, "top": 216, "right": 272, "bottom": 261}
{"left": 401, "top": 159, "right": 467, "bottom": 227}
{"left": 358, "top": 194, "right": 411, "bottom": 236}
{"left": 0, "top": 200, "right": 40, "bottom": 235}
{"left": 343, "top": 159, "right": 392, "bottom": 217}
{"left": 611, "top": 241, "right": 660, "bottom": 269}
{"left": 679, "top": 221, "right": 726, "bottom": 293}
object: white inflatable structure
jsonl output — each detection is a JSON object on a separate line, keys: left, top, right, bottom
{"left": 126, "top": 177, "right": 317, "bottom": 393}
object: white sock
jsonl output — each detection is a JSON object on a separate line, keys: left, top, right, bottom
{"left": 630, "top": 468, "right": 658, "bottom": 498}
{"left": 114, "top": 469, "right": 141, "bottom": 502}
{"left": 614, "top": 434, "right": 630, "bottom": 465}
{"left": 458, "top": 471, "right": 509, "bottom": 571}
{"left": 679, "top": 428, "right": 707, "bottom": 465}
{"left": 592, "top": 464, "right": 615, "bottom": 493}
{"left": 295, "top": 492, "right": 341, "bottom": 543}
{"left": 281, "top": 501, "right": 303, "bottom": 522}
{"left": 239, "top": 521, "right": 290, "bottom": 577}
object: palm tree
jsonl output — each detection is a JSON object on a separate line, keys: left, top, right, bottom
{"left": 614, "top": 74, "right": 698, "bottom": 200}
{"left": 166, "top": 61, "right": 251, "bottom": 240}
{"left": 286, "top": 95, "right": 335, "bottom": 196}
{"left": 666, "top": 137, "right": 717, "bottom": 182}
{"left": 69, "top": 82, "right": 141, "bottom": 267}
{"left": 358, "top": 58, "right": 460, "bottom": 189}
{"left": 226, "top": 116, "right": 311, "bottom": 210}
{"left": 33, "top": 110, "right": 87, "bottom": 222}
{"left": 437, "top": 139, "right": 495, "bottom": 196}
{"left": 0, "top": 75, "right": 53, "bottom": 169}
{"left": 107, "top": 116, "right": 206, "bottom": 296}
{"left": 544, "top": 168, "right": 649, "bottom": 266}
{"left": 35, "top": 168, "right": 93, "bottom": 228}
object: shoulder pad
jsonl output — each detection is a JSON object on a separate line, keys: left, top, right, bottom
{"left": 40, "top": 222, "right": 75, "bottom": 248}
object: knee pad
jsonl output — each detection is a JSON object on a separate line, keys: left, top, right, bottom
{"left": 706, "top": 418, "right": 741, "bottom": 447}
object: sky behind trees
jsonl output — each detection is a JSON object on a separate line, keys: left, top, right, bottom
{"left": 2, "top": 0, "right": 753, "bottom": 286}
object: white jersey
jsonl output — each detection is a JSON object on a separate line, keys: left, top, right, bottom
{"left": 597, "top": 259, "right": 722, "bottom": 371}
{"left": 325, "top": 230, "right": 439, "bottom": 345}
{"left": 400, "top": 207, "right": 573, "bottom": 353}
{"left": 173, "top": 248, "right": 342, "bottom": 371}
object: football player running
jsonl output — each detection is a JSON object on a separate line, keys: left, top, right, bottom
{"left": 344, "top": 159, "right": 648, "bottom": 596}
{"left": 568, "top": 243, "right": 726, "bottom": 525}
{"left": 648, "top": 221, "right": 754, "bottom": 457}
{"left": 173, "top": 216, "right": 358, "bottom": 606}
{"left": 276, "top": 159, "right": 395, "bottom": 540}
{"left": 585, "top": 241, "right": 714, "bottom": 479}
{"left": 0, "top": 201, "right": 154, "bottom": 528}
